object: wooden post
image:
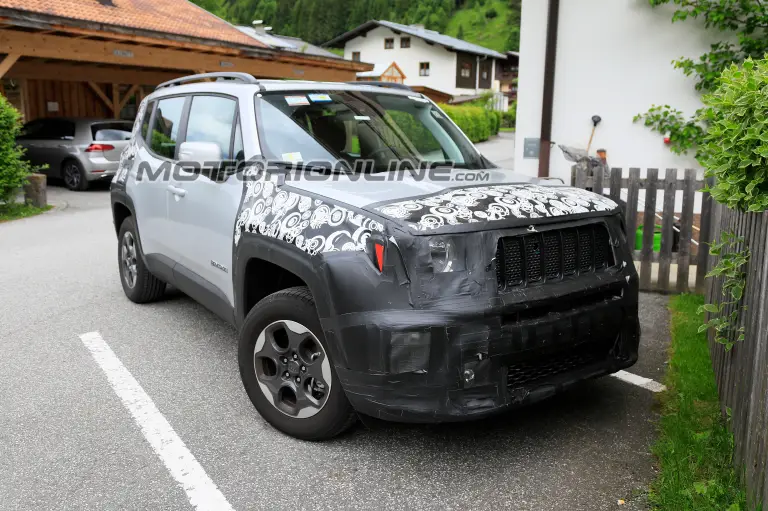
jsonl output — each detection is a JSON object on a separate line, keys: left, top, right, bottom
{"left": 609, "top": 168, "right": 621, "bottom": 203}
{"left": 112, "top": 83, "right": 120, "bottom": 119}
{"left": 676, "top": 169, "right": 696, "bottom": 292}
{"left": 658, "top": 168, "right": 677, "bottom": 291}
{"left": 625, "top": 168, "right": 641, "bottom": 260}
{"left": 640, "top": 168, "right": 659, "bottom": 291}
{"left": 23, "top": 173, "right": 46, "bottom": 208}
{"left": 696, "top": 176, "right": 715, "bottom": 293}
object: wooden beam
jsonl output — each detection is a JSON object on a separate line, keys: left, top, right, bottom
{"left": 0, "top": 28, "right": 369, "bottom": 82}
{"left": 0, "top": 53, "right": 20, "bottom": 79}
{"left": 87, "top": 82, "right": 113, "bottom": 111}
{"left": 7, "top": 60, "right": 180, "bottom": 85}
{"left": 111, "top": 83, "right": 120, "bottom": 118}
{"left": 116, "top": 84, "right": 139, "bottom": 112}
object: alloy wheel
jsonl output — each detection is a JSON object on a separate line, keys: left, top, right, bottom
{"left": 253, "top": 320, "right": 331, "bottom": 418}
{"left": 121, "top": 231, "right": 138, "bottom": 289}
{"left": 64, "top": 163, "right": 81, "bottom": 189}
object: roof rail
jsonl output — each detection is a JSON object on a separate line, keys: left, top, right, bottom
{"left": 346, "top": 81, "right": 413, "bottom": 91}
{"left": 156, "top": 72, "right": 259, "bottom": 90}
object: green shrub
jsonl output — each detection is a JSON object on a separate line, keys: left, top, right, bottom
{"left": 700, "top": 58, "right": 768, "bottom": 212}
{"left": 0, "top": 96, "right": 34, "bottom": 205}
{"left": 485, "top": 7, "right": 498, "bottom": 19}
{"left": 502, "top": 104, "right": 517, "bottom": 129}
{"left": 439, "top": 104, "right": 498, "bottom": 143}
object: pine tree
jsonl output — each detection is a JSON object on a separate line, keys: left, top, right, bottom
{"left": 456, "top": 23, "right": 464, "bottom": 40}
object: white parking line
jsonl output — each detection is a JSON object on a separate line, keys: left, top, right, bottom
{"left": 610, "top": 370, "right": 667, "bottom": 393}
{"left": 79, "top": 331, "right": 235, "bottom": 511}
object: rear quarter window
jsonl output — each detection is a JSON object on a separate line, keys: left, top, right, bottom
{"left": 91, "top": 122, "right": 133, "bottom": 141}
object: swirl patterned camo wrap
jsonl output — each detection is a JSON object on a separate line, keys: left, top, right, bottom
{"left": 374, "top": 184, "right": 618, "bottom": 232}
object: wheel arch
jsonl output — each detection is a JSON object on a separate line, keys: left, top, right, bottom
{"left": 234, "top": 236, "right": 334, "bottom": 330}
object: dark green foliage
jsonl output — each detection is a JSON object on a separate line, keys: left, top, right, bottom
{"left": 194, "top": 0, "right": 521, "bottom": 51}
{"left": 456, "top": 23, "right": 465, "bottom": 40}
{"left": 502, "top": 103, "right": 516, "bottom": 128}
{"left": 0, "top": 95, "right": 34, "bottom": 205}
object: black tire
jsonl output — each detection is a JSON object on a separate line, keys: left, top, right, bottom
{"left": 239, "top": 287, "right": 357, "bottom": 440}
{"left": 62, "top": 159, "right": 89, "bottom": 191}
{"left": 117, "top": 216, "right": 166, "bottom": 303}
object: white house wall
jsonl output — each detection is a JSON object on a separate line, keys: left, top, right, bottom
{"left": 342, "top": 25, "right": 487, "bottom": 96}
{"left": 515, "top": 0, "right": 718, "bottom": 184}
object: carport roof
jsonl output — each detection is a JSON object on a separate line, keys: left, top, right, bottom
{"left": 0, "top": 0, "right": 264, "bottom": 48}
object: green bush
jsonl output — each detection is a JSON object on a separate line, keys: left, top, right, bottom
{"left": 0, "top": 95, "right": 33, "bottom": 204}
{"left": 485, "top": 7, "right": 498, "bottom": 19}
{"left": 439, "top": 104, "right": 499, "bottom": 143}
{"left": 502, "top": 104, "right": 517, "bottom": 129}
{"left": 700, "top": 58, "right": 768, "bottom": 212}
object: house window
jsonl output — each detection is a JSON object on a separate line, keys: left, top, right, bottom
{"left": 481, "top": 71, "right": 488, "bottom": 80}
{"left": 352, "top": 51, "right": 361, "bottom": 62}
{"left": 461, "top": 63, "right": 471, "bottom": 78}
{"left": 400, "top": 37, "right": 411, "bottom": 48}
{"left": 384, "top": 38, "right": 394, "bottom": 49}
{"left": 419, "top": 62, "right": 430, "bottom": 77}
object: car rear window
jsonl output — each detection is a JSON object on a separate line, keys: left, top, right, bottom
{"left": 91, "top": 122, "right": 133, "bottom": 141}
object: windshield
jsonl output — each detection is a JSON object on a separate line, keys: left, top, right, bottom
{"left": 255, "top": 90, "right": 487, "bottom": 172}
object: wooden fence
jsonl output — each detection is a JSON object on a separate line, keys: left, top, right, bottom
{"left": 572, "top": 167, "right": 714, "bottom": 293}
{"left": 706, "top": 205, "right": 768, "bottom": 508}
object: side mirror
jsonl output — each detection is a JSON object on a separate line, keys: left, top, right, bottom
{"left": 178, "top": 141, "right": 222, "bottom": 162}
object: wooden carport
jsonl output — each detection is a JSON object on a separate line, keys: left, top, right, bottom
{"left": 0, "top": 1, "right": 371, "bottom": 121}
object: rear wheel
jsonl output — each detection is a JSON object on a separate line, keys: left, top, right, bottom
{"left": 62, "top": 160, "right": 88, "bottom": 191}
{"left": 239, "top": 287, "right": 356, "bottom": 440}
{"left": 118, "top": 216, "right": 166, "bottom": 303}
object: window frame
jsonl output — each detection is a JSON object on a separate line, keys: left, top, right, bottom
{"left": 400, "top": 37, "right": 411, "bottom": 48}
{"left": 351, "top": 51, "right": 361, "bottom": 62}
{"left": 384, "top": 38, "right": 394, "bottom": 49}
{"left": 419, "top": 62, "right": 430, "bottom": 77}
{"left": 144, "top": 92, "right": 240, "bottom": 164}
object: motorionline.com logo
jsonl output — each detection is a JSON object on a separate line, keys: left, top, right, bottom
{"left": 133, "top": 158, "right": 491, "bottom": 183}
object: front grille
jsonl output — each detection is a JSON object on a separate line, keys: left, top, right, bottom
{"left": 507, "top": 342, "right": 609, "bottom": 389}
{"left": 496, "top": 224, "right": 615, "bottom": 290}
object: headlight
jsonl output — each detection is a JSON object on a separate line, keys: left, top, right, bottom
{"left": 429, "top": 239, "right": 458, "bottom": 273}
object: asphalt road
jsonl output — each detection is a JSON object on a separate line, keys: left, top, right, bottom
{"left": 0, "top": 183, "right": 669, "bottom": 511}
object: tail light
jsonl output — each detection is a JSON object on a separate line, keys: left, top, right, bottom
{"left": 85, "top": 143, "right": 115, "bottom": 152}
{"left": 366, "top": 237, "right": 387, "bottom": 272}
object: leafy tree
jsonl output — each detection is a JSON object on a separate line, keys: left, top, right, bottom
{"left": 0, "top": 96, "right": 34, "bottom": 204}
{"left": 635, "top": 0, "right": 768, "bottom": 158}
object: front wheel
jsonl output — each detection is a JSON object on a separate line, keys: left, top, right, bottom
{"left": 238, "top": 287, "right": 356, "bottom": 440}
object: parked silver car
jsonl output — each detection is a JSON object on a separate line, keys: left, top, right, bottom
{"left": 17, "top": 118, "right": 133, "bottom": 190}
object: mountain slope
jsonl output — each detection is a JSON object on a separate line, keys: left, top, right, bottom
{"left": 189, "top": 0, "right": 520, "bottom": 52}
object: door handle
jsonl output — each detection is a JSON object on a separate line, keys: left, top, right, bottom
{"left": 167, "top": 185, "right": 187, "bottom": 197}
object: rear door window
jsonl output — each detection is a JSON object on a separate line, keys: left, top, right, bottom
{"left": 149, "top": 96, "right": 186, "bottom": 159}
{"left": 185, "top": 95, "right": 238, "bottom": 160}
{"left": 91, "top": 122, "right": 133, "bottom": 141}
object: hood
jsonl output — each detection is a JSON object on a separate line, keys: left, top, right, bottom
{"left": 284, "top": 168, "right": 618, "bottom": 235}
{"left": 285, "top": 168, "right": 539, "bottom": 208}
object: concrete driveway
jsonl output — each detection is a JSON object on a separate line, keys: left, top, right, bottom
{"left": 0, "top": 186, "right": 668, "bottom": 511}
{"left": 476, "top": 131, "right": 516, "bottom": 169}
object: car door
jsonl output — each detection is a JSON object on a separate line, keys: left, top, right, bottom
{"left": 131, "top": 95, "right": 188, "bottom": 260}
{"left": 166, "top": 94, "right": 242, "bottom": 308}
{"left": 31, "top": 119, "right": 76, "bottom": 175}
{"left": 16, "top": 119, "right": 51, "bottom": 170}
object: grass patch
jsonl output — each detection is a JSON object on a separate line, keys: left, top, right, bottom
{"left": 499, "top": 127, "right": 516, "bottom": 133}
{"left": 0, "top": 202, "right": 52, "bottom": 223}
{"left": 650, "top": 294, "right": 748, "bottom": 510}
{"left": 444, "top": 1, "right": 512, "bottom": 53}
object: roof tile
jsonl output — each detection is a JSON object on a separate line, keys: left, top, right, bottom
{"left": 0, "top": 0, "right": 265, "bottom": 48}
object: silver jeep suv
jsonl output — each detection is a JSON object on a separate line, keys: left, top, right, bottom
{"left": 111, "top": 73, "right": 640, "bottom": 440}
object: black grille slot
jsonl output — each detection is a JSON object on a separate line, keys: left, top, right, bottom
{"left": 543, "top": 232, "right": 561, "bottom": 279}
{"left": 496, "top": 224, "right": 615, "bottom": 291}
{"left": 507, "top": 342, "right": 610, "bottom": 389}
{"left": 578, "top": 228, "right": 593, "bottom": 272}
{"left": 524, "top": 237, "right": 542, "bottom": 283}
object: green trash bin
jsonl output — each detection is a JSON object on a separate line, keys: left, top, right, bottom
{"left": 635, "top": 225, "right": 662, "bottom": 252}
